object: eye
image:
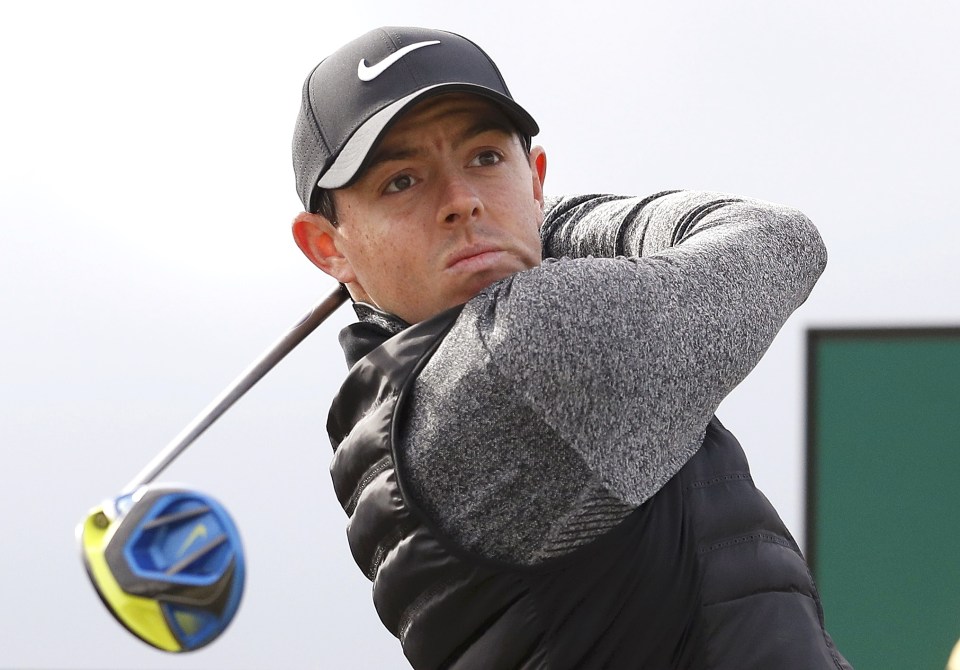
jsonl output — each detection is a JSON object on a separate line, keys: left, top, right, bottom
{"left": 469, "top": 150, "right": 503, "bottom": 167}
{"left": 383, "top": 173, "right": 417, "bottom": 194}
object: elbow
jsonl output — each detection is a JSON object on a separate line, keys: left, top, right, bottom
{"left": 785, "top": 207, "right": 828, "bottom": 279}
{"left": 736, "top": 199, "right": 828, "bottom": 301}
{"left": 743, "top": 199, "right": 828, "bottom": 279}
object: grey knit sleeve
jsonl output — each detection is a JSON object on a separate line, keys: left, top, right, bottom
{"left": 480, "top": 190, "right": 827, "bottom": 505}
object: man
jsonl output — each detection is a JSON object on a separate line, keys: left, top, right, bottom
{"left": 291, "top": 26, "right": 851, "bottom": 669}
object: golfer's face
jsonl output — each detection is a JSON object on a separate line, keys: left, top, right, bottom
{"left": 330, "top": 94, "right": 546, "bottom": 324}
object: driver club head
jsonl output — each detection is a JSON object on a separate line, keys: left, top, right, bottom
{"left": 77, "top": 484, "right": 245, "bottom": 652}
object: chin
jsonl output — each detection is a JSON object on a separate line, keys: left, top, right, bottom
{"left": 459, "top": 266, "right": 524, "bottom": 301}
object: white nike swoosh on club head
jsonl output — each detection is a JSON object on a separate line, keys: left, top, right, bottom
{"left": 357, "top": 40, "right": 441, "bottom": 81}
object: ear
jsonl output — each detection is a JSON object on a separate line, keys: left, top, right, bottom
{"left": 291, "top": 212, "right": 357, "bottom": 284}
{"left": 529, "top": 145, "right": 547, "bottom": 207}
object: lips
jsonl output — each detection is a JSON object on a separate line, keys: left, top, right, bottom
{"left": 445, "top": 243, "right": 504, "bottom": 270}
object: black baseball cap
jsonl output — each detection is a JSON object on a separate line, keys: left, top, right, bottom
{"left": 292, "top": 26, "right": 539, "bottom": 213}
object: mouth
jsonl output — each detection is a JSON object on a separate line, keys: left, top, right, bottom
{"left": 445, "top": 244, "right": 505, "bottom": 272}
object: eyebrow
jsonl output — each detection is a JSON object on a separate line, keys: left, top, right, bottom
{"left": 363, "top": 115, "right": 518, "bottom": 174}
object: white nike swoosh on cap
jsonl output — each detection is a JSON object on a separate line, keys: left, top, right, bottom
{"left": 357, "top": 40, "right": 441, "bottom": 82}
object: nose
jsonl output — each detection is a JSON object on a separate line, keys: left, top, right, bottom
{"left": 437, "top": 173, "right": 483, "bottom": 226}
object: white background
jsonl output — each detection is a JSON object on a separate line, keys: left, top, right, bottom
{"left": 1, "top": 1, "right": 957, "bottom": 668}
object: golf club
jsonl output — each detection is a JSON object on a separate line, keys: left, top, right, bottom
{"left": 77, "top": 284, "right": 349, "bottom": 651}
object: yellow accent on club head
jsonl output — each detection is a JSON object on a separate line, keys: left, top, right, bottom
{"left": 174, "top": 610, "right": 202, "bottom": 636}
{"left": 79, "top": 506, "right": 182, "bottom": 653}
{"left": 177, "top": 522, "right": 208, "bottom": 557}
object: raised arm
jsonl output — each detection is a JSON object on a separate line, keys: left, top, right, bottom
{"left": 481, "top": 190, "right": 827, "bottom": 505}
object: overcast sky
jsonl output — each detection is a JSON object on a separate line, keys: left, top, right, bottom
{"left": 2, "top": 1, "right": 957, "bottom": 668}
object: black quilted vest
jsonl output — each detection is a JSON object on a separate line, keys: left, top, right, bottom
{"left": 327, "top": 307, "right": 851, "bottom": 670}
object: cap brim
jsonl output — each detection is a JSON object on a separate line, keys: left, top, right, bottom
{"left": 316, "top": 83, "right": 538, "bottom": 190}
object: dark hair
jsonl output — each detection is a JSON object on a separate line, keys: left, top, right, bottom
{"left": 313, "top": 189, "right": 339, "bottom": 225}
{"left": 313, "top": 131, "right": 532, "bottom": 226}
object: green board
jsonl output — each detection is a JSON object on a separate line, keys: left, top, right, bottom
{"left": 806, "top": 328, "right": 960, "bottom": 669}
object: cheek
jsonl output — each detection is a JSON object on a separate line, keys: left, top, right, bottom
{"left": 504, "top": 182, "right": 544, "bottom": 256}
{"left": 348, "top": 232, "right": 423, "bottom": 291}
{"left": 524, "top": 217, "right": 544, "bottom": 262}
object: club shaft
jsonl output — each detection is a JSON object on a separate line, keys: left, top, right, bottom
{"left": 120, "top": 285, "right": 349, "bottom": 496}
